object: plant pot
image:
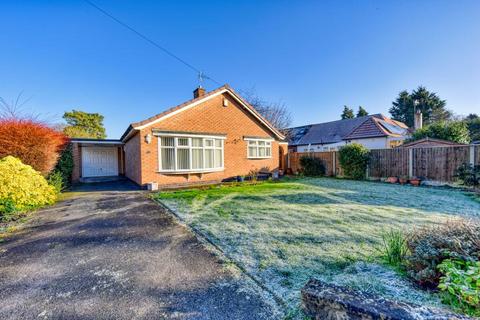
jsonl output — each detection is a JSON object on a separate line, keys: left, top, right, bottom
{"left": 410, "top": 179, "right": 421, "bottom": 186}
{"left": 399, "top": 178, "right": 408, "bottom": 185}
{"left": 386, "top": 177, "right": 398, "bottom": 184}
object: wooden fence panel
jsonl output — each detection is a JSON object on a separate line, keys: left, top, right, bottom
{"left": 288, "top": 152, "right": 336, "bottom": 176}
{"left": 287, "top": 145, "right": 477, "bottom": 182}
{"left": 413, "top": 146, "right": 469, "bottom": 182}
{"left": 368, "top": 149, "right": 409, "bottom": 178}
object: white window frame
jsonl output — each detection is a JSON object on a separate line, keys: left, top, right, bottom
{"left": 157, "top": 135, "right": 225, "bottom": 173}
{"left": 245, "top": 138, "right": 273, "bottom": 159}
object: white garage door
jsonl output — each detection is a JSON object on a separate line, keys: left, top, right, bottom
{"left": 82, "top": 147, "right": 119, "bottom": 177}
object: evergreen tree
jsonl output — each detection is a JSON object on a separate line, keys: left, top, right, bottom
{"left": 63, "top": 110, "right": 107, "bottom": 139}
{"left": 341, "top": 106, "right": 355, "bottom": 119}
{"left": 389, "top": 86, "right": 451, "bottom": 128}
{"left": 356, "top": 106, "right": 368, "bottom": 117}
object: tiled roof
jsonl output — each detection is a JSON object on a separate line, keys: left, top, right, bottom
{"left": 344, "top": 115, "right": 408, "bottom": 140}
{"left": 120, "top": 84, "right": 285, "bottom": 141}
{"left": 130, "top": 85, "right": 228, "bottom": 129}
{"left": 287, "top": 114, "right": 409, "bottom": 146}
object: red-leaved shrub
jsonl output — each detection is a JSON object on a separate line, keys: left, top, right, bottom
{"left": 0, "top": 119, "right": 68, "bottom": 175}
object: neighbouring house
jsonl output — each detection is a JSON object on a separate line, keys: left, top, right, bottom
{"left": 71, "top": 85, "right": 288, "bottom": 188}
{"left": 397, "top": 137, "right": 468, "bottom": 148}
{"left": 286, "top": 114, "right": 409, "bottom": 152}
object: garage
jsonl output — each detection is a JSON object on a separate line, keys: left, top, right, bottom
{"left": 82, "top": 146, "right": 119, "bottom": 177}
{"left": 70, "top": 139, "right": 125, "bottom": 181}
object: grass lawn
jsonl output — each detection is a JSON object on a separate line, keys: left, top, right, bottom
{"left": 153, "top": 177, "right": 480, "bottom": 316}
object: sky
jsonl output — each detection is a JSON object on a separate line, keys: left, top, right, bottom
{"left": 1, "top": 0, "right": 479, "bottom": 138}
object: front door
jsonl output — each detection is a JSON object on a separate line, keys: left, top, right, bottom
{"left": 82, "top": 147, "right": 119, "bottom": 177}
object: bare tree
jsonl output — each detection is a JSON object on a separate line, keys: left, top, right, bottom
{"left": 242, "top": 89, "right": 292, "bottom": 130}
{"left": 0, "top": 92, "right": 34, "bottom": 120}
{"left": 1, "top": 93, "right": 60, "bottom": 126}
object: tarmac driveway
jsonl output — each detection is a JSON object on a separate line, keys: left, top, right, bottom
{"left": 0, "top": 183, "right": 280, "bottom": 319}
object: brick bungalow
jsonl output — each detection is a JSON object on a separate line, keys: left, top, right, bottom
{"left": 71, "top": 85, "right": 288, "bottom": 188}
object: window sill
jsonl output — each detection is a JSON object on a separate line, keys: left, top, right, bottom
{"left": 157, "top": 168, "right": 224, "bottom": 175}
{"left": 247, "top": 157, "right": 272, "bottom": 160}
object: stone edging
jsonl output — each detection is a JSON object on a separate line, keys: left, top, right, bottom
{"left": 302, "top": 278, "right": 473, "bottom": 320}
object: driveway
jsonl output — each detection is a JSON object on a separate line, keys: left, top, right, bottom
{"left": 0, "top": 182, "right": 280, "bottom": 319}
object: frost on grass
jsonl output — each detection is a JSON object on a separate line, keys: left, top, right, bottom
{"left": 154, "top": 178, "right": 480, "bottom": 314}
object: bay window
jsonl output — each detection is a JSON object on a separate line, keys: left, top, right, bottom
{"left": 158, "top": 135, "right": 224, "bottom": 172}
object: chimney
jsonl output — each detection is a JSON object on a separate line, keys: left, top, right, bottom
{"left": 414, "top": 110, "right": 423, "bottom": 130}
{"left": 193, "top": 86, "right": 206, "bottom": 99}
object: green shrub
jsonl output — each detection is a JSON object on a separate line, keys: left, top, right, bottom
{"left": 299, "top": 155, "right": 326, "bottom": 176}
{"left": 53, "top": 143, "right": 74, "bottom": 187}
{"left": 455, "top": 163, "right": 480, "bottom": 187}
{"left": 438, "top": 259, "right": 480, "bottom": 316}
{"left": 411, "top": 121, "right": 471, "bottom": 144}
{"left": 405, "top": 219, "right": 480, "bottom": 288}
{"left": 381, "top": 229, "right": 408, "bottom": 267}
{"left": 0, "top": 156, "right": 56, "bottom": 220}
{"left": 338, "top": 143, "right": 369, "bottom": 180}
{"left": 47, "top": 170, "right": 64, "bottom": 194}
{"left": 0, "top": 198, "right": 17, "bottom": 221}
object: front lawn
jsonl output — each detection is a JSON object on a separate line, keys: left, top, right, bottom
{"left": 153, "top": 178, "right": 480, "bottom": 316}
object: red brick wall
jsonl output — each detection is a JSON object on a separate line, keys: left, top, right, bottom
{"left": 136, "top": 92, "right": 283, "bottom": 186}
{"left": 71, "top": 142, "right": 81, "bottom": 183}
{"left": 124, "top": 133, "right": 142, "bottom": 184}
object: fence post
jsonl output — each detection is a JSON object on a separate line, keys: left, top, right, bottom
{"left": 408, "top": 148, "right": 413, "bottom": 178}
{"left": 470, "top": 145, "right": 475, "bottom": 166}
{"left": 332, "top": 151, "right": 336, "bottom": 177}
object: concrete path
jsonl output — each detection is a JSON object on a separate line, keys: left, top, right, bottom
{"left": 0, "top": 183, "right": 280, "bottom": 319}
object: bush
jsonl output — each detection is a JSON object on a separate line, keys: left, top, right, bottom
{"left": 47, "top": 170, "right": 64, "bottom": 194}
{"left": 411, "top": 121, "right": 471, "bottom": 144}
{"left": 0, "top": 156, "right": 56, "bottom": 220}
{"left": 338, "top": 143, "right": 369, "bottom": 180}
{"left": 53, "top": 143, "right": 74, "bottom": 187}
{"left": 0, "top": 118, "right": 68, "bottom": 175}
{"left": 299, "top": 155, "right": 326, "bottom": 176}
{"left": 381, "top": 229, "right": 408, "bottom": 267}
{"left": 405, "top": 219, "right": 480, "bottom": 288}
{"left": 455, "top": 163, "right": 480, "bottom": 187}
{"left": 438, "top": 259, "right": 480, "bottom": 316}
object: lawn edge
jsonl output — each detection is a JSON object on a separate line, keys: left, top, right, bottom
{"left": 152, "top": 195, "right": 290, "bottom": 316}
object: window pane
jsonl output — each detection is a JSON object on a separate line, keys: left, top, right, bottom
{"left": 215, "top": 149, "right": 222, "bottom": 168}
{"left": 215, "top": 139, "right": 222, "bottom": 148}
{"left": 259, "top": 146, "right": 266, "bottom": 157}
{"left": 258, "top": 141, "right": 266, "bottom": 146}
{"left": 161, "top": 148, "right": 175, "bottom": 170}
{"left": 205, "top": 149, "right": 214, "bottom": 168}
{"left": 178, "top": 137, "right": 189, "bottom": 146}
{"left": 192, "top": 138, "right": 203, "bottom": 147}
{"left": 266, "top": 146, "right": 271, "bottom": 157}
{"left": 205, "top": 139, "right": 214, "bottom": 147}
{"left": 192, "top": 149, "right": 203, "bottom": 169}
{"left": 248, "top": 140, "right": 256, "bottom": 146}
{"left": 160, "top": 137, "right": 174, "bottom": 147}
{"left": 248, "top": 146, "right": 257, "bottom": 157}
{"left": 177, "top": 149, "right": 190, "bottom": 170}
